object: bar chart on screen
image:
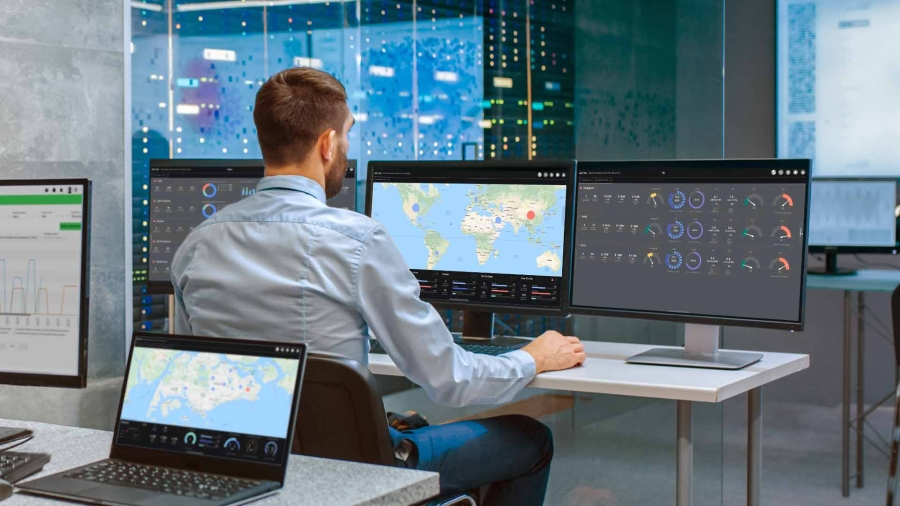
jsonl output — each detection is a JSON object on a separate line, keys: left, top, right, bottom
{"left": 0, "top": 185, "right": 85, "bottom": 376}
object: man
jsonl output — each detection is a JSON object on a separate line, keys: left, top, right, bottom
{"left": 172, "top": 67, "right": 587, "bottom": 505}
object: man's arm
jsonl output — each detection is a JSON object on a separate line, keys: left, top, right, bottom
{"left": 356, "top": 226, "right": 536, "bottom": 407}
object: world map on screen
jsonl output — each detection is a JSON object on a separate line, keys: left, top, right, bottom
{"left": 371, "top": 183, "right": 566, "bottom": 275}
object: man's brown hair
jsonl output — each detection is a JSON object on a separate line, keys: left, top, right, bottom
{"left": 253, "top": 67, "right": 349, "bottom": 167}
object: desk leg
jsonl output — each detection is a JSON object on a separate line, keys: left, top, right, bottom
{"left": 857, "top": 291, "right": 865, "bottom": 488}
{"left": 677, "top": 400, "right": 692, "bottom": 506}
{"left": 748, "top": 388, "right": 762, "bottom": 506}
{"left": 843, "top": 290, "right": 852, "bottom": 497}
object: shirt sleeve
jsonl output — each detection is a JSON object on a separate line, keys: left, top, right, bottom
{"left": 170, "top": 238, "right": 193, "bottom": 335}
{"left": 172, "top": 288, "right": 192, "bottom": 335}
{"left": 356, "top": 225, "right": 536, "bottom": 407}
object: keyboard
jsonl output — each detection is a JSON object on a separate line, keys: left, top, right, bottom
{"left": 0, "top": 451, "right": 51, "bottom": 484}
{"left": 369, "top": 339, "right": 518, "bottom": 357}
{"left": 64, "top": 460, "right": 261, "bottom": 501}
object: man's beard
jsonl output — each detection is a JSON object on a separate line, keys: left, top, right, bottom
{"left": 324, "top": 146, "right": 349, "bottom": 200}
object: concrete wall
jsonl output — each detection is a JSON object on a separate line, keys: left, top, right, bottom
{"left": 0, "top": 0, "right": 129, "bottom": 429}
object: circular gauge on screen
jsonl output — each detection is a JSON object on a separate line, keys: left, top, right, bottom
{"left": 689, "top": 191, "right": 705, "bottom": 209}
{"left": 687, "top": 221, "right": 703, "bottom": 240}
{"left": 666, "top": 251, "right": 683, "bottom": 270}
{"left": 669, "top": 191, "right": 686, "bottom": 209}
{"left": 667, "top": 221, "right": 684, "bottom": 240}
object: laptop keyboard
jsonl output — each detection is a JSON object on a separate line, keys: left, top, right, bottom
{"left": 369, "top": 338, "right": 517, "bottom": 357}
{"left": 65, "top": 460, "right": 261, "bottom": 501}
{"left": 0, "top": 452, "right": 51, "bottom": 483}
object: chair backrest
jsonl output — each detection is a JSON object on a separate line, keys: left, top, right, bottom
{"left": 292, "top": 353, "right": 396, "bottom": 466}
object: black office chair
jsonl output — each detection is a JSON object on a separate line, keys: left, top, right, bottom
{"left": 887, "top": 286, "right": 900, "bottom": 505}
{"left": 293, "top": 353, "right": 476, "bottom": 506}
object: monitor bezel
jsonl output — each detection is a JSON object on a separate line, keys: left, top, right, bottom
{"left": 0, "top": 178, "right": 91, "bottom": 388}
{"left": 567, "top": 159, "right": 812, "bottom": 332}
{"left": 806, "top": 177, "right": 899, "bottom": 254}
{"left": 110, "top": 332, "right": 307, "bottom": 485}
{"left": 365, "top": 159, "right": 576, "bottom": 316}
{"left": 146, "top": 159, "right": 359, "bottom": 294}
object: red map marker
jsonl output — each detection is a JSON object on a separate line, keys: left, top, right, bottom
{"left": 527, "top": 210, "right": 536, "bottom": 220}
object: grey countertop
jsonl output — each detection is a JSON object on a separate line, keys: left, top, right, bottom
{"left": 0, "top": 419, "right": 439, "bottom": 506}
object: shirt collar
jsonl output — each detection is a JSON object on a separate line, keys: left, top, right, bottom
{"left": 256, "top": 175, "right": 327, "bottom": 203}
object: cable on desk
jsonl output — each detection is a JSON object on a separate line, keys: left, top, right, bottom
{"left": 853, "top": 254, "right": 900, "bottom": 270}
{"left": 0, "top": 436, "right": 33, "bottom": 453}
{"left": 495, "top": 319, "right": 515, "bottom": 337}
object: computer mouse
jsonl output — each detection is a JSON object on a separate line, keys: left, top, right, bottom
{"left": 0, "top": 479, "right": 11, "bottom": 501}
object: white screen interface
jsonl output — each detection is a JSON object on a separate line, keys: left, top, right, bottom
{"left": 0, "top": 184, "right": 85, "bottom": 376}
{"left": 809, "top": 180, "right": 897, "bottom": 247}
{"left": 777, "top": 0, "right": 900, "bottom": 176}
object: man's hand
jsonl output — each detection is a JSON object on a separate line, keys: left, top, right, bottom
{"left": 521, "top": 331, "right": 587, "bottom": 374}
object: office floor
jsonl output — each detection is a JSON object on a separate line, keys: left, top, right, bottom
{"left": 386, "top": 389, "right": 892, "bottom": 505}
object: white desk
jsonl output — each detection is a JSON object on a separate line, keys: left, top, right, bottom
{"left": 808, "top": 269, "right": 900, "bottom": 496}
{"left": 370, "top": 341, "right": 809, "bottom": 506}
{"left": 2, "top": 419, "right": 439, "bottom": 506}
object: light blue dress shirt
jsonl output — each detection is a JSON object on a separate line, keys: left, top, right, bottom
{"left": 171, "top": 175, "right": 536, "bottom": 407}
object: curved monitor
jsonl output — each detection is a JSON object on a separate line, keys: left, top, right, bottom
{"left": 569, "top": 159, "right": 811, "bottom": 331}
{"left": 366, "top": 160, "right": 575, "bottom": 315}
{"left": 0, "top": 179, "right": 91, "bottom": 388}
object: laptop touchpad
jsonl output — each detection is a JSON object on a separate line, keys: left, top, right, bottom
{"left": 84, "top": 484, "right": 160, "bottom": 504}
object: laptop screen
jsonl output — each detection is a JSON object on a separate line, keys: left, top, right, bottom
{"left": 114, "top": 335, "right": 304, "bottom": 468}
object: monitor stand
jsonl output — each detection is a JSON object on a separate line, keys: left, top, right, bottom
{"left": 808, "top": 250, "right": 857, "bottom": 276}
{"left": 458, "top": 311, "right": 533, "bottom": 348}
{"left": 626, "top": 324, "right": 763, "bottom": 370}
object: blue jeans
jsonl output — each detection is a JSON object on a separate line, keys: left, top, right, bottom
{"left": 390, "top": 415, "right": 553, "bottom": 505}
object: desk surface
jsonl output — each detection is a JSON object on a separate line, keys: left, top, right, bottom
{"left": 369, "top": 341, "right": 809, "bottom": 403}
{"left": 808, "top": 269, "right": 900, "bottom": 292}
{"left": 2, "top": 419, "right": 438, "bottom": 506}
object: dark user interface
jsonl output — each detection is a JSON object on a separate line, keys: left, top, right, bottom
{"left": 369, "top": 166, "right": 571, "bottom": 310}
{"left": 571, "top": 165, "right": 808, "bottom": 323}
{"left": 115, "top": 337, "right": 303, "bottom": 466}
{"left": 149, "top": 165, "right": 356, "bottom": 284}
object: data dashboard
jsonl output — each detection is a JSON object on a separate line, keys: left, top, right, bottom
{"left": 777, "top": 0, "right": 900, "bottom": 176}
{"left": 0, "top": 182, "right": 89, "bottom": 380}
{"left": 809, "top": 179, "right": 897, "bottom": 248}
{"left": 148, "top": 162, "right": 356, "bottom": 289}
{"left": 368, "top": 164, "right": 573, "bottom": 311}
{"left": 570, "top": 163, "right": 809, "bottom": 325}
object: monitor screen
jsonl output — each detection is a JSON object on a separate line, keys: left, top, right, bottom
{"left": 115, "top": 335, "right": 303, "bottom": 467}
{"left": 148, "top": 160, "right": 357, "bottom": 291}
{"left": 570, "top": 160, "right": 811, "bottom": 329}
{"left": 777, "top": 0, "right": 900, "bottom": 176}
{"left": 0, "top": 180, "right": 90, "bottom": 387}
{"left": 809, "top": 179, "right": 897, "bottom": 249}
{"left": 367, "top": 161, "right": 574, "bottom": 312}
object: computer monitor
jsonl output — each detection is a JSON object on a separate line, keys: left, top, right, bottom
{"left": 147, "top": 159, "right": 357, "bottom": 293}
{"left": 569, "top": 159, "right": 811, "bottom": 369}
{"left": 366, "top": 160, "right": 575, "bottom": 340}
{"left": 0, "top": 179, "right": 91, "bottom": 388}
{"left": 808, "top": 178, "right": 898, "bottom": 276}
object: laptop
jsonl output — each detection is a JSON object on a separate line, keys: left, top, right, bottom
{"left": 18, "top": 333, "right": 307, "bottom": 505}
